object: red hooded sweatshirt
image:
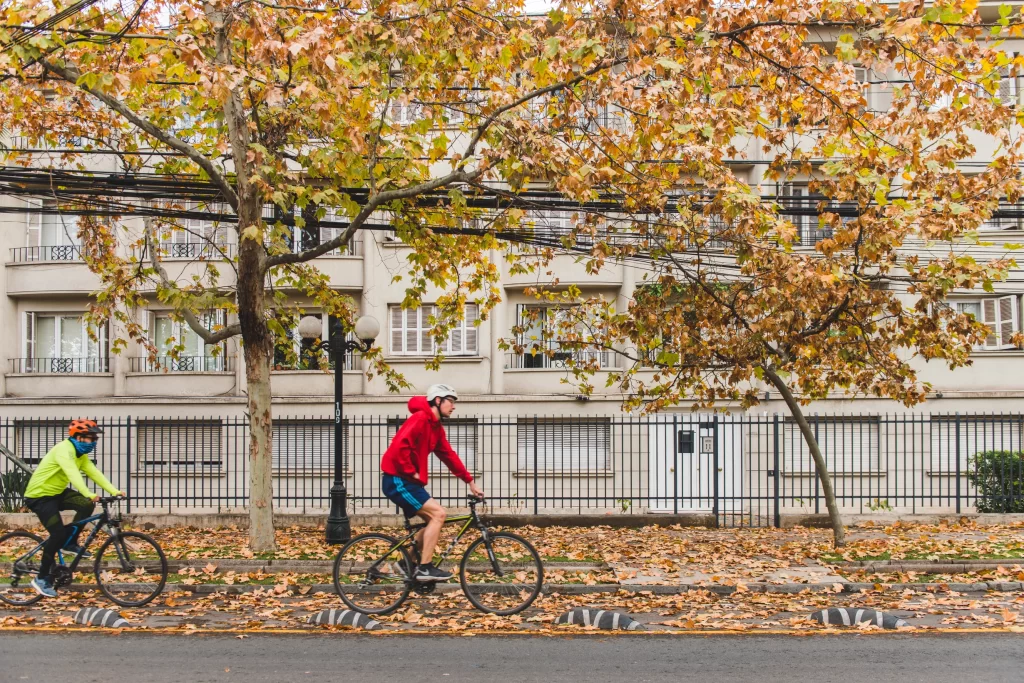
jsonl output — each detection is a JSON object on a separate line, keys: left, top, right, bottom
{"left": 380, "top": 396, "right": 474, "bottom": 485}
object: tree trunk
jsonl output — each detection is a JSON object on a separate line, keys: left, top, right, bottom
{"left": 236, "top": 203, "right": 276, "bottom": 551}
{"left": 762, "top": 366, "right": 846, "bottom": 547}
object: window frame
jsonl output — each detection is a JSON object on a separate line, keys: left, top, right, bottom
{"left": 388, "top": 304, "right": 479, "bottom": 357}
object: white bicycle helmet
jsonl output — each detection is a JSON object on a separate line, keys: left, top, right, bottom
{"left": 426, "top": 383, "right": 459, "bottom": 404}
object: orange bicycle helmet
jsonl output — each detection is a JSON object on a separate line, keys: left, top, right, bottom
{"left": 68, "top": 419, "right": 103, "bottom": 438}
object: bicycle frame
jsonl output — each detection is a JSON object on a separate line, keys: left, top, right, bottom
{"left": 14, "top": 505, "right": 116, "bottom": 575}
{"left": 372, "top": 503, "right": 493, "bottom": 577}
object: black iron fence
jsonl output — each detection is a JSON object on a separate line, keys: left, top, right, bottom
{"left": 10, "top": 357, "right": 110, "bottom": 374}
{"left": 1, "top": 413, "right": 1022, "bottom": 523}
{"left": 8, "top": 245, "right": 83, "bottom": 263}
{"left": 128, "top": 356, "right": 236, "bottom": 373}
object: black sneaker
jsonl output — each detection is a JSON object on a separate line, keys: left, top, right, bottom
{"left": 64, "top": 544, "right": 91, "bottom": 558}
{"left": 414, "top": 563, "right": 453, "bottom": 582}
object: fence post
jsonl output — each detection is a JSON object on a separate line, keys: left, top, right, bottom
{"left": 125, "top": 415, "right": 132, "bottom": 514}
{"left": 532, "top": 416, "right": 539, "bottom": 515}
{"left": 955, "top": 412, "right": 962, "bottom": 514}
{"left": 712, "top": 415, "right": 719, "bottom": 528}
{"left": 773, "top": 414, "right": 780, "bottom": 528}
{"left": 672, "top": 415, "right": 679, "bottom": 515}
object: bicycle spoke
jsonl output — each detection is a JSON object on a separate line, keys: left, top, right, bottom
{"left": 94, "top": 531, "right": 168, "bottom": 607}
{"left": 0, "top": 531, "right": 45, "bottom": 606}
{"left": 333, "top": 534, "right": 412, "bottom": 615}
{"left": 460, "top": 532, "right": 543, "bottom": 616}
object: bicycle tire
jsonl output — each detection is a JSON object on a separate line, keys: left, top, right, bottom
{"left": 94, "top": 531, "right": 168, "bottom": 607}
{"left": 459, "top": 531, "right": 543, "bottom": 616}
{"left": 333, "top": 533, "right": 413, "bottom": 616}
{"left": 0, "top": 531, "right": 45, "bottom": 606}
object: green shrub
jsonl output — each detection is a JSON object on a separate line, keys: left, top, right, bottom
{"left": 968, "top": 450, "right": 1024, "bottom": 513}
{"left": 0, "top": 468, "right": 31, "bottom": 513}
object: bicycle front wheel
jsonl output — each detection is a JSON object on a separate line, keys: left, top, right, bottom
{"left": 94, "top": 531, "right": 168, "bottom": 607}
{"left": 0, "top": 531, "right": 45, "bottom": 606}
{"left": 333, "top": 533, "right": 413, "bottom": 616}
{"left": 459, "top": 532, "right": 544, "bottom": 615}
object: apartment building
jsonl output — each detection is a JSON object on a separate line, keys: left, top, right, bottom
{"left": 1, "top": 7, "right": 1023, "bottom": 516}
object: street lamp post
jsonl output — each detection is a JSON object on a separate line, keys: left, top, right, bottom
{"left": 298, "top": 314, "right": 379, "bottom": 545}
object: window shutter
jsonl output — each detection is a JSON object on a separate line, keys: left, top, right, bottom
{"left": 406, "top": 307, "right": 419, "bottom": 354}
{"left": 784, "top": 418, "right": 880, "bottom": 473}
{"left": 517, "top": 418, "right": 609, "bottom": 471}
{"left": 23, "top": 312, "right": 35, "bottom": 371}
{"left": 930, "top": 416, "right": 1024, "bottom": 473}
{"left": 390, "top": 306, "right": 404, "bottom": 355}
{"left": 420, "top": 306, "right": 433, "bottom": 354}
{"left": 273, "top": 419, "right": 339, "bottom": 471}
{"left": 450, "top": 312, "right": 463, "bottom": 354}
{"left": 465, "top": 304, "right": 478, "bottom": 355}
{"left": 138, "top": 420, "right": 223, "bottom": 469}
{"left": 515, "top": 304, "right": 527, "bottom": 346}
{"left": 25, "top": 200, "right": 41, "bottom": 251}
{"left": 982, "top": 299, "right": 999, "bottom": 348}
{"left": 998, "top": 296, "right": 1018, "bottom": 348}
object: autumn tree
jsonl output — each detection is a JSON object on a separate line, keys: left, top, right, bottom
{"left": 2, "top": 0, "right": 1022, "bottom": 549}
{"left": 504, "top": 2, "right": 1024, "bottom": 546}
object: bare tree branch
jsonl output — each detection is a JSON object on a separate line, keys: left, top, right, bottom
{"left": 143, "top": 217, "right": 241, "bottom": 344}
{"left": 37, "top": 59, "right": 240, "bottom": 211}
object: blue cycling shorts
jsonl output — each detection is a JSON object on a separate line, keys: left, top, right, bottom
{"left": 382, "top": 474, "right": 432, "bottom": 518}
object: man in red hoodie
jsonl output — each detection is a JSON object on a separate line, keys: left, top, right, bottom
{"left": 381, "top": 384, "right": 485, "bottom": 581}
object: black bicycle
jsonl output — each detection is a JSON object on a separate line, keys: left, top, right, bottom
{"left": 0, "top": 496, "right": 168, "bottom": 607}
{"left": 333, "top": 495, "right": 543, "bottom": 616}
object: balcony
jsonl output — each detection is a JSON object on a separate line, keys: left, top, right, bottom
{"left": 125, "top": 356, "right": 237, "bottom": 397}
{"left": 6, "top": 246, "right": 98, "bottom": 297}
{"left": 5, "top": 357, "right": 114, "bottom": 398}
{"left": 154, "top": 243, "right": 236, "bottom": 260}
{"left": 11, "top": 357, "right": 109, "bottom": 373}
{"left": 9, "top": 245, "right": 82, "bottom": 263}
{"left": 128, "top": 356, "right": 235, "bottom": 373}
{"left": 505, "top": 349, "right": 616, "bottom": 370}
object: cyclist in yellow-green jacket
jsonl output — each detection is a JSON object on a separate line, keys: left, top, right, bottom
{"left": 23, "top": 419, "right": 124, "bottom": 598}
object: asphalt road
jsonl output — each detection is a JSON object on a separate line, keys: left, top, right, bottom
{"left": 0, "top": 633, "right": 1019, "bottom": 682}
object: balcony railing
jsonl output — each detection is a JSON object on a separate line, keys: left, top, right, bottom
{"left": 11, "top": 357, "right": 109, "bottom": 373}
{"left": 154, "top": 242, "right": 235, "bottom": 260}
{"left": 272, "top": 351, "right": 357, "bottom": 372}
{"left": 506, "top": 349, "right": 615, "bottom": 370}
{"left": 129, "top": 356, "right": 235, "bottom": 373}
{"left": 8, "top": 245, "right": 82, "bottom": 263}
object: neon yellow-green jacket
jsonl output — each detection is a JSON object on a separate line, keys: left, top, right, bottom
{"left": 24, "top": 439, "right": 119, "bottom": 499}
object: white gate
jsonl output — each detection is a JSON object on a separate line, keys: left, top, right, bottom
{"left": 647, "top": 415, "right": 743, "bottom": 513}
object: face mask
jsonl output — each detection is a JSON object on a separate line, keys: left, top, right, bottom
{"left": 72, "top": 439, "right": 96, "bottom": 455}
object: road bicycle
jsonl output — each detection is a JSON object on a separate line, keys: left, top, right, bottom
{"left": 0, "top": 496, "right": 168, "bottom": 607}
{"left": 333, "top": 495, "right": 543, "bottom": 616}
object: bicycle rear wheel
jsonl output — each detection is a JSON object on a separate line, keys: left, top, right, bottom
{"left": 333, "top": 533, "right": 413, "bottom": 616}
{"left": 94, "top": 531, "right": 168, "bottom": 607}
{"left": 0, "top": 531, "right": 45, "bottom": 606}
{"left": 459, "top": 532, "right": 543, "bottom": 615}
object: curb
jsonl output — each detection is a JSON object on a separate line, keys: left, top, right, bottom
{"left": 57, "top": 581, "right": 1024, "bottom": 597}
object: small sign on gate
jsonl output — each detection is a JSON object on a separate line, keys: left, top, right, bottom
{"left": 700, "top": 435, "right": 715, "bottom": 453}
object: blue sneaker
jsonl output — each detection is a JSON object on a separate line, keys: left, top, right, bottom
{"left": 30, "top": 576, "right": 57, "bottom": 598}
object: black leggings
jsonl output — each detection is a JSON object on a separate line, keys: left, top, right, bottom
{"left": 24, "top": 490, "right": 95, "bottom": 579}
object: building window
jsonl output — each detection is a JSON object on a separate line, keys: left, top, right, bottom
{"left": 953, "top": 296, "right": 1021, "bottom": 350}
{"left": 19, "top": 313, "right": 108, "bottom": 373}
{"left": 159, "top": 201, "right": 229, "bottom": 258}
{"left": 137, "top": 419, "right": 222, "bottom": 469}
{"left": 929, "top": 415, "right": 1024, "bottom": 474}
{"left": 517, "top": 418, "right": 610, "bottom": 472}
{"left": 387, "top": 418, "right": 478, "bottom": 474}
{"left": 149, "top": 311, "right": 227, "bottom": 371}
{"left": 272, "top": 419, "right": 347, "bottom": 473}
{"left": 783, "top": 417, "right": 880, "bottom": 473}
{"left": 13, "top": 420, "right": 68, "bottom": 465}
{"left": 510, "top": 304, "right": 611, "bottom": 369}
{"left": 272, "top": 312, "right": 356, "bottom": 370}
{"left": 389, "top": 304, "right": 479, "bottom": 356}
{"left": 24, "top": 198, "right": 81, "bottom": 261}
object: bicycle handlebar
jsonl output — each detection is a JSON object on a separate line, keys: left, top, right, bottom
{"left": 467, "top": 494, "right": 485, "bottom": 506}
{"left": 97, "top": 495, "right": 126, "bottom": 504}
